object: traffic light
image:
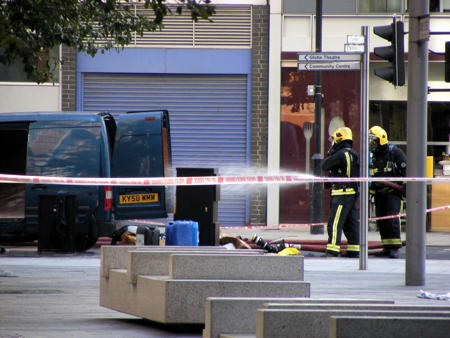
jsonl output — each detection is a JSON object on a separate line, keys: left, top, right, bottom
{"left": 445, "top": 41, "right": 450, "bottom": 83}
{"left": 373, "top": 19, "right": 405, "bottom": 86}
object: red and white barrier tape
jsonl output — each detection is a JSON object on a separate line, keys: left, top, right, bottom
{"left": 136, "top": 204, "right": 450, "bottom": 230}
{"left": 1, "top": 172, "right": 449, "bottom": 230}
{"left": 221, "top": 204, "right": 450, "bottom": 230}
{"left": 1, "top": 173, "right": 450, "bottom": 186}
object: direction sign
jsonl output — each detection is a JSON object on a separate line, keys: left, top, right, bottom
{"left": 347, "top": 35, "right": 365, "bottom": 44}
{"left": 298, "top": 53, "right": 361, "bottom": 62}
{"left": 298, "top": 62, "right": 360, "bottom": 71}
{"left": 345, "top": 44, "right": 365, "bottom": 53}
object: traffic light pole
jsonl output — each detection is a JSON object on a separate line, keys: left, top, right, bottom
{"left": 406, "top": 0, "right": 429, "bottom": 286}
{"left": 359, "top": 26, "right": 370, "bottom": 270}
{"left": 311, "top": 0, "right": 324, "bottom": 234}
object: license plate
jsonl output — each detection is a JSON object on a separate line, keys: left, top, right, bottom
{"left": 119, "top": 193, "right": 159, "bottom": 204}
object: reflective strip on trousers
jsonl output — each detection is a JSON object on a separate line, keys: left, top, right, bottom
{"left": 331, "top": 204, "right": 343, "bottom": 247}
{"left": 347, "top": 244, "right": 360, "bottom": 252}
{"left": 382, "top": 238, "right": 402, "bottom": 246}
{"left": 326, "top": 244, "right": 340, "bottom": 253}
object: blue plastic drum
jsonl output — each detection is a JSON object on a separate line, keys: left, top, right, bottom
{"left": 165, "top": 220, "right": 199, "bottom": 246}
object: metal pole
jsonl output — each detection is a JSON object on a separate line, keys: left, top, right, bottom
{"left": 311, "top": 0, "right": 324, "bottom": 234}
{"left": 406, "top": 0, "right": 429, "bottom": 286}
{"left": 359, "top": 26, "right": 369, "bottom": 270}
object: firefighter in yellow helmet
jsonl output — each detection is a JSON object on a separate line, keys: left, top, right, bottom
{"left": 321, "top": 127, "right": 360, "bottom": 257}
{"left": 369, "top": 125, "right": 406, "bottom": 258}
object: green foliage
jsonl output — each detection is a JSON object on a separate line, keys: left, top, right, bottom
{"left": 0, "top": 0, "right": 215, "bottom": 83}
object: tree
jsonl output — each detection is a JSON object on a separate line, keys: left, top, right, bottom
{"left": 0, "top": 0, "right": 215, "bottom": 83}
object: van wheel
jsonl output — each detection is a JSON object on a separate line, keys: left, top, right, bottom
{"left": 75, "top": 215, "right": 98, "bottom": 252}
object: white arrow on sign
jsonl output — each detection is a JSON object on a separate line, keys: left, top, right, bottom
{"left": 298, "top": 62, "right": 360, "bottom": 71}
{"left": 298, "top": 53, "right": 361, "bottom": 62}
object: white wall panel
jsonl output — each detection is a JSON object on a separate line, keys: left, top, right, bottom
{"left": 282, "top": 15, "right": 411, "bottom": 53}
{"left": 0, "top": 83, "right": 60, "bottom": 113}
{"left": 282, "top": 16, "right": 312, "bottom": 51}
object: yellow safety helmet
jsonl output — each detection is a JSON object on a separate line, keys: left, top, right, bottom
{"left": 369, "top": 125, "right": 388, "bottom": 145}
{"left": 330, "top": 127, "right": 352, "bottom": 144}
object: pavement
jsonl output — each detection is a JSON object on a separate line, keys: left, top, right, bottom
{"left": 0, "top": 228, "right": 449, "bottom": 337}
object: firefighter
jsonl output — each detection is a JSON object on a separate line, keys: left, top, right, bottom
{"left": 369, "top": 125, "right": 406, "bottom": 259}
{"left": 321, "top": 127, "right": 360, "bottom": 257}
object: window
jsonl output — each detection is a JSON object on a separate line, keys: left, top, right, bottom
{"left": 407, "top": 0, "right": 449, "bottom": 12}
{"left": 0, "top": 46, "right": 59, "bottom": 83}
{"left": 369, "top": 101, "right": 450, "bottom": 170}
{"left": 359, "top": 0, "right": 403, "bottom": 13}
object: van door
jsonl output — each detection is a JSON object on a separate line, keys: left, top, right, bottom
{"left": 111, "top": 111, "right": 171, "bottom": 220}
{"left": 0, "top": 123, "right": 28, "bottom": 224}
{"left": 25, "top": 121, "right": 102, "bottom": 235}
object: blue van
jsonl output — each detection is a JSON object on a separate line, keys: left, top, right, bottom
{"left": 0, "top": 110, "right": 171, "bottom": 250}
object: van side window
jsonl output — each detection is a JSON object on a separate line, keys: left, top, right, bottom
{"left": 27, "top": 127, "right": 101, "bottom": 177}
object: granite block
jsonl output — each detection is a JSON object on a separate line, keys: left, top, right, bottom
{"left": 330, "top": 316, "right": 450, "bottom": 338}
{"left": 169, "top": 254, "right": 304, "bottom": 281}
{"left": 203, "top": 297, "right": 394, "bottom": 338}
{"left": 256, "top": 309, "right": 450, "bottom": 338}
{"left": 127, "top": 250, "right": 265, "bottom": 283}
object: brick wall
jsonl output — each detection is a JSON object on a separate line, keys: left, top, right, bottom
{"left": 61, "top": 45, "right": 77, "bottom": 111}
{"left": 250, "top": 6, "right": 270, "bottom": 226}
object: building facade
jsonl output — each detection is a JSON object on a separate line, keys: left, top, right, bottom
{"left": 2, "top": 0, "right": 450, "bottom": 229}
{"left": 61, "top": 1, "right": 270, "bottom": 227}
{"left": 267, "top": 0, "right": 450, "bottom": 230}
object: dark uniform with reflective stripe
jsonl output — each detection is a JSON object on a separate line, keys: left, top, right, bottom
{"left": 370, "top": 143, "right": 406, "bottom": 250}
{"left": 322, "top": 141, "right": 360, "bottom": 256}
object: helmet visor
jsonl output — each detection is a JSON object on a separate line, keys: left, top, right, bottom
{"left": 369, "top": 134, "right": 378, "bottom": 152}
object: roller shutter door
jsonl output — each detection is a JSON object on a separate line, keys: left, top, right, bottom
{"left": 81, "top": 73, "right": 249, "bottom": 226}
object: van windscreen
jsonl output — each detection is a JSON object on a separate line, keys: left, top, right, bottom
{"left": 27, "top": 127, "right": 101, "bottom": 177}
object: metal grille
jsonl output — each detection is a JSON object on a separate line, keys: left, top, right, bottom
{"left": 133, "top": 5, "right": 252, "bottom": 47}
{"left": 81, "top": 73, "right": 249, "bottom": 226}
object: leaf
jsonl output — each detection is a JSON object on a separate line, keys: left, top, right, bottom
{"left": 0, "top": 0, "right": 215, "bottom": 83}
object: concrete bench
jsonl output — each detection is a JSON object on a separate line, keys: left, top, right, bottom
{"left": 262, "top": 303, "right": 450, "bottom": 311}
{"left": 169, "top": 254, "right": 303, "bottom": 281}
{"left": 203, "top": 297, "right": 394, "bottom": 338}
{"left": 100, "top": 246, "right": 309, "bottom": 324}
{"left": 256, "top": 307, "right": 450, "bottom": 338}
{"left": 330, "top": 316, "right": 450, "bottom": 338}
{"left": 127, "top": 250, "right": 267, "bottom": 283}
{"left": 101, "top": 245, "right": 262, "bottom": 278}
{"left": 101, "top": 271, "right": 310, "bottom": 323}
